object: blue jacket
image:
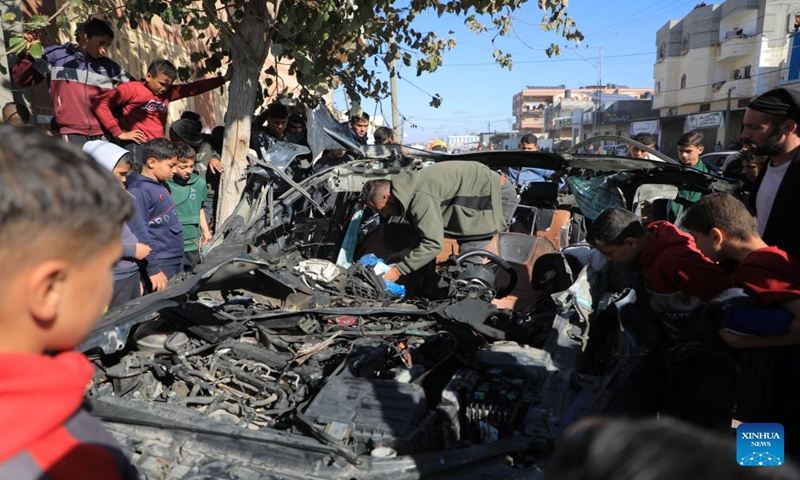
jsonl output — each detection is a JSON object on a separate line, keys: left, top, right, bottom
{"left": 506, "top": 167, "right": 566, "bottom": 189}
{"left": 126, "top": 173, "right": 184, "bottom": 275}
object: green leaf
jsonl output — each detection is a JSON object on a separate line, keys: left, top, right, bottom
{"left": 8, "top": 36, "right": 24, "bottom": 51}
{"left": 28, "top": 42, "right": 44, "bottom": 58}
{"left": 3, "top": 12, "right": 16, "bottom": 22}
{"left": 27, "top": 14, "right": 50, "bottom": 29}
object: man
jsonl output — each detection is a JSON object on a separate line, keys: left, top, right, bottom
{"left": 347, "top": 112, "right": 370, "bottom": 145}
{"left": 360, "top": 161, "right": 517, "bottom": 282}
{"left": 742, "top": 87, "right": 800, "bottom": 257}
{"left": 505, "top": 133, "right": 560, "bottom": 186}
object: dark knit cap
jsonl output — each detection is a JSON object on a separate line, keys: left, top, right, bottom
{"left": 747, "top": 88, "right": 800, "bottom": 122}
{"left": 169, "top": 117, "right": 204, "bottom": 148}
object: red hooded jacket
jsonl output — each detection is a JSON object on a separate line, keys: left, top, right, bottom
{"left": 639, "top": 221, "right": 732, "bottom": 302}
{"left": 735, "top": 246, "right": 800, "bottom": 306}
{"left": 0, "top": 352, "right": 137, "bottom": 479}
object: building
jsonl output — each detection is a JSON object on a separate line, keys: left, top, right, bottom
{"left": 653, "top": 0, "right": 799, "bottom": 158}
{"left": 447, "top": 134, "right": 480, "bottom": 151}
{"left": 540, "top": 87, "right": 654, "bottom": 150}
{"left": 512, "top": 86, "right": 566, "bottom": 136}
{"left": 512, "top": 85, "right": 652, "bottom": 139}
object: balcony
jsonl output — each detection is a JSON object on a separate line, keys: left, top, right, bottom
{"left": 514, "top": 117, "right": 544, "bottom": 131}
{"left": 711, "top": 78, "right": 753, "bottom": 102}
{"left": 717, "top": 35, "right": 756, "bottom": 62}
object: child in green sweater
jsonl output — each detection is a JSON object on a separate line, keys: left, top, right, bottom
{"left": 167, "top": 143, "right": 211, "bottom": 272}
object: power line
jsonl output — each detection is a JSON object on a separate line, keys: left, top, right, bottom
{"left": 588, "top": 0, "right": 699, "bottom": 43}
{"left": 407, "top": 112, "right": 512, "bottom": 121}
{"left": 439, "top": 51, "right": 654, "bottom": 67}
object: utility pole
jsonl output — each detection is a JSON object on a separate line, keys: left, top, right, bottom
{"left": 593, "top": 46, "right": 603, "bottom": 137}
{"left": 724, "top": 86, "right": 734, "bottom": 147}
{"left": 389, "top": 58, "right": 401, "bottom": 142}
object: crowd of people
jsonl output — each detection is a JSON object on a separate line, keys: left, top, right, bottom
{"left": 2, "top": 15, "right": 800, "bottom": 478}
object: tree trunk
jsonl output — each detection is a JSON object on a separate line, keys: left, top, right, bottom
{"left": 216, "top": 1, "right": 279, "bottom": 226}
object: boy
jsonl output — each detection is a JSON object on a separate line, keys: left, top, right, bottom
{"left": 586, "top": 208, "right": 731, "bottom": 312}
{"left": 253, "top": 103, "right": 289, "bottom": 140}
{"left": 0, "top": 125, "right": 138, "bottom": 477}
{"left": 125, "top": 138, "right": 183, "bottom": 292}
{"left": 673, "top": 131, "right": 711, "bottom": 218}
{"left": 82, "top": 140, "right": 152, "bottom": 308}
{"left": 346, "top": 112, "right": 370, "bottom": 145}
{"left": 169, "top": 111, "right": 224, "bottom": 231}
{"left": 12, "top": 18, "right": 131, "bottom": 144}
{"left": 167, "top": 142, "right": 211, "bottom": 272}
{"left": 93, "top": 59, "right": 231, "bottom": 146}
{"left": 285, "top": 113, "right": 308, "bottom": 145}
{"left": 627, "top": 132, "right": 661, "bottom": 161}
{"left": 683, "top": 193, "right": 800, "bottom": 347}
{"left": 683, "top": 193, "right": 800, "bottom": 446}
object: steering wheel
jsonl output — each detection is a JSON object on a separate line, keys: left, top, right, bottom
{"left": 451, "top": 249, "right": 518, "bottom": 299}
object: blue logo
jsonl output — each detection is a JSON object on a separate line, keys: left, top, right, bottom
{"left": 737, "top": 423, "right": 784, "bottom": 466}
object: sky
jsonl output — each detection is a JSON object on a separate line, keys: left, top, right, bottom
{"left": 333, "top": 0, "right": 707, "bottom": 144}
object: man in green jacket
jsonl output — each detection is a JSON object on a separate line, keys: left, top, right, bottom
{"left": 361, "top": 161, "right": 517, "bottom": 282}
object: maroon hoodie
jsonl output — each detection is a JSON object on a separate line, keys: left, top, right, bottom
{"left": 0, "top": 352, "right": 137, "bottom": 479}
{"left": 639, "top": 221, "right": 731, "bottom": 302}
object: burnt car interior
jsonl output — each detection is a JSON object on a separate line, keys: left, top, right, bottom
{"left": 79, "top": 109, "right": 743, "bottom": 479}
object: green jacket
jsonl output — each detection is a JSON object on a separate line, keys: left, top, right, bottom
{"left": 167, "top": 173, "right": 208, "bottom": 252}
{"left": 391, "top": 161, "right": 506, "bottom": 274}
{"left": 674, "top": 160, "right": 709, "bottom": 214}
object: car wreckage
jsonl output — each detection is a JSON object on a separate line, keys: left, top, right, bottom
{"left": 79, "top": 109, "right": 742, "bottom": 479}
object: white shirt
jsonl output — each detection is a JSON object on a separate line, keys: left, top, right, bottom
{"left": 756, "top": 159, "right": 792, "bottom": 236}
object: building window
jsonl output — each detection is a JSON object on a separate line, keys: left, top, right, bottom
{"left": 681, "top": 34, "right": 690, "bottom": 53}
{"left": 699, "top": 103, "right": 711, "bottom": 112}
{"left": 656, "top": 81, "right": 661, "bottom": 92}
{"left": 658, "top": 43, "right": 666, "bottom": 60}
{"left": 789, "top": 12, "right": 800, "bottom": 33}
{"left": 680, "top": 74, "right": 687, "bottom": 89}
{"left": 744, "top": 65, "right": 751, "bottom": 78}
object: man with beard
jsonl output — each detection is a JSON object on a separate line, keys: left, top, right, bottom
{"left": 743, "top": 88, "right": 800, "bottom": 257}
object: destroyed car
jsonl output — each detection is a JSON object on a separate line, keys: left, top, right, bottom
{"left": 78, "top": 113, "right": 741, "bottom": 479}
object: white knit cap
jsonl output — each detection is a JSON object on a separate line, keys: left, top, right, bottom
{"left": 82, "top": 140, "right": 130, "bottom": 172}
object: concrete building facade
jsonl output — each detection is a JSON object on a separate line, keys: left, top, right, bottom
{"left": 653, "top": 0, "right": 799, "bottom": 158}
{"left": 512, "top": 85, "right": 652, "bottom": 138}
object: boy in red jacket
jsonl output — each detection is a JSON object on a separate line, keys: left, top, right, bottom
{"left": 12, "top": 18, "right": 131, "bottom": 144}
{"left": 586, "top": 208, "right": 732, "bottom": 312}
{"left": 683, "top": 192, "right": 800, "bottom": 448}
{"left": 0, "top": 126, "right": 138, "bottom": 478}
{"left": 683, "top": 193, "right": 800, "bottom": 347}
{"left": 93, "top": 58, "right": 231, "bottom": 146}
